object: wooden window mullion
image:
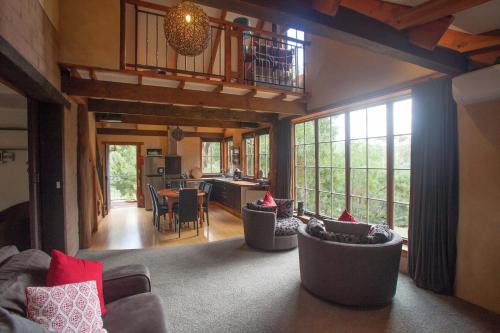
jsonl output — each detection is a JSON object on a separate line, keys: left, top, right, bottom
{"left": 387, "top": 102, "right": 394, "bottom": 229}
{"left": 314, "top": 119, "right": 319, "bottom": 216}
{"left": 345, "top": 111, "right": 351, "bottom": 212}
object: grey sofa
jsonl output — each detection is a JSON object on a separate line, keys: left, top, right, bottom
{"left": 0, "top": 246, "right": 169, "bottom": 333}
{"left": 297, "top": 225, "right": 403, "bottom": 306}
{"left": 242, "top": 206, "right": 299, "bottom": 251}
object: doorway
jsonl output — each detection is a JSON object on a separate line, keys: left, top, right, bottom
{"left": 106, "top": 143, "right": 142, "bottom": 209}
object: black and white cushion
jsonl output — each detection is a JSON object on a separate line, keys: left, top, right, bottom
{"left": 275, "top": 217, "right": 301, "bottom": 236}
{"left": 275, "top": 199, "right": 294, "bottom": 218}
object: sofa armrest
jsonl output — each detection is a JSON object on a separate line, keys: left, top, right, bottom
{"left": 102, "top": 265, "right": 151, "bottom": 304}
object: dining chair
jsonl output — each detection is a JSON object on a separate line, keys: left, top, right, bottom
{"left": 147, "top": 184, "right": 157, "bottom": 228}
{"left": 202, "top": 182, "right": 213, "bottom": 226}
{"left": 198, "top": 181, "right": 206, "bottom": 191}
{"left": 150, "top": 184, "right": 168, "bottom": 231}
{"left": 174, "top": 189, "right": 199, "bottom": 238}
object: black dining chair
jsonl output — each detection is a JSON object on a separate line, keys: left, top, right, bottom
{"left": 198, "top": 181, "right": 206, "bottom": 191}
{"left": 174, "top": 189, "right": 199, "bottom": 238}
{"left": 149, "top": 184, "right": 168, "bottom": 231}
{"left": 202, "top": 182, "right": 213, "bottom": 226}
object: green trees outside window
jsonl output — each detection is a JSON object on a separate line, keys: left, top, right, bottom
{"left": 293, "top": 97, "right": 412, "bottom": 238}
{"left": 202, "top": 141, "right": 221, "bottom": 174}
{"left": 258, "top": 134, "right": 270, "bottom": 178}
{"left": 244, "top": 137, "right": 255, "bottom": 177}
{"left": 109, "top": 145, "right": 137, "bottom": 201}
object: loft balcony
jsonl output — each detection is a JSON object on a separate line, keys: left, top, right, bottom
{"left": 122, "top": 0, "right": 307, "bottom": 93}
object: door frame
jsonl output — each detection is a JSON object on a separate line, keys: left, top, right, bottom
{"left": 103, "top": 142, "right": 144, "bottom": 209}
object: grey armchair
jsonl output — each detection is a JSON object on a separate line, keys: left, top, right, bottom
{"left": 297, "top": 225, "right": 403, "bottom": 306}
{"left": 242, "top": 206, "right": 298, "bottom": 251}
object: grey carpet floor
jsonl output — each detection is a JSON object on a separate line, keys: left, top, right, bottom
{"left": 79, "top": 237, "right": 500, "bottom": 333}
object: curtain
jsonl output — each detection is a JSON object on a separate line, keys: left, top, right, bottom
{"left": 408, "top": 77, "right": 459, "bottom": 295}
{"left": 275, "top": 118, "right": 292, "bottom": 199}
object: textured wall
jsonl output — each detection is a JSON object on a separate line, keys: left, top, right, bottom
{"left": 455, "top": 100, "right": 500, "bottom": 314}
{"left": 306, "top": 34, "right": 434, "bottom": 111}
{"left": 59, "top": 0, "right": 120, "bottom": 69}
{"left": 0, "top": 0, "right": 60, "bottom": 87}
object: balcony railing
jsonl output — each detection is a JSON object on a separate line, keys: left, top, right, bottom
{"left": 122, "top": 0, "right": 306, "bottom": 91}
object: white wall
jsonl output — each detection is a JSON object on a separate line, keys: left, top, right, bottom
{"left": 0, "top": 100, "right": 29, "bottom": 212}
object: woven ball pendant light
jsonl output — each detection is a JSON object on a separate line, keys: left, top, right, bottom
{"left": 171, "top": 126, "right": 185, "bottom": 141}
{"left": 164, "top": 1, "right": 210, "bottom": 56}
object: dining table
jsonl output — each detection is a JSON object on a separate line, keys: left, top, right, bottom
{"left": 158, "top": 188, "right": 206, "bottom": 230}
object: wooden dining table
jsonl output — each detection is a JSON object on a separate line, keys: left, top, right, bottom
{"left": 158, "top": 188, "right": 206, "bottom": 229}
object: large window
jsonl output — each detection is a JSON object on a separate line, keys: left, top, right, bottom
{"left": 294, "top": 120, "right": 316, "bottom": 213}
{"left": 258, "top": 133, "right": 270, "bottom": 179}
{"left": 243, "top": 136, "right": 255, "bottom": 177}
{"left": 293, "top": 97, "right": 412, "bottom": 238}
{"left": 201, "top": 141, "right": 221, "bottom": 174}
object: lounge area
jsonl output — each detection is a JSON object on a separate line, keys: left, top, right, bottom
{"left": 1, "top": 0, "right": 500, "bottom": 332}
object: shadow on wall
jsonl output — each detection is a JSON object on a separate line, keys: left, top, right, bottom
{"left": 0, "top": 202, "right": 30, "bottom": 250}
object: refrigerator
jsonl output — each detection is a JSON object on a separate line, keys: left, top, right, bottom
{"left": 144, "top": 156, "right": 165, "bottom": 211}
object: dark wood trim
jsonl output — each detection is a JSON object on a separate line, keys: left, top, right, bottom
{"left": 62, "top": 77, "right": 306, "bottom": 115}
{"left": 194, "top": 0, "right": 467, "bottom": 74}
{"left": 97, "top": 128, "right": 168, "bottom": 136}
{"left": 120, "top": 0, "right": 126, "bottom": 69}
{"left": 0, "top": 36, "right": 69, "bottom": 107}
{"left": 88, "top": 99, "right": 277, "bottom": 123}
{"left": 184, "top": 132, "right": 224, "bottom": 139}
{"left": 27, "top": 99, "right": 41, "bottom": 249}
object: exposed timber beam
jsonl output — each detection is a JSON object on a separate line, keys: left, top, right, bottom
{"left": 96, "top": 113, "right": 260, "bottom": 128}
{"left": 408, "top": 16, "right": 454, "bottom": 50}
{"left": 439, "top": 30, "right": 500, "bottom": 53}
{"left": 390, "top": 0, "right": 491, "bottom": 30}
{"left": 312, "top": 0, "right": 341, "bottom": 16}
{"left": 88, "top": 99, "right": 277, "bottom": 123}
{"left": 193, "top": 0, "right": 467, "bottom": 74}
{"left": 96, "top": 127, "right": 224, "bottom": 139}
{"left": 62, "top": 77, "right": 306, "bottom": 115}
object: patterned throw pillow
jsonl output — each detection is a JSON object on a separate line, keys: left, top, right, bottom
{"left": 246, "top": 202, "right": 276, "bottom": 213}
{"left": 26, "top": 281, "right": 107, "bottom": 333}
{"left": 275, "top": 199, "right": 294, "bottom": 218}
{"left": 366, "top": 224, "right": 392, "bottom": 244}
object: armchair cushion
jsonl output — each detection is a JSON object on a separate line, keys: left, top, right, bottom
{"left": 275, "top": 217, "right": 300, "bottom": 236}
{"left": 324, "top": 219, "right": 371, "bottom": 237}
{"left": 275, "top": 199, "right": 293, "bottom": 218}
{"left": 0, "top": 246, "right": 19, "bottom": 267}
{"left": 246, "top": 202, "right": 276, "bottom": 213}
{"left": 102, "top": 264, "right": 151, "bottom": 304}
{"left": 0, "top": 307, "right": 51, "bottom": 333}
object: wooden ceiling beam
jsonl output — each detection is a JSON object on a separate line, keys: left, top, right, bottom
{"left": 97, "top": 114, "right": 259, "bottom": 128}
{"left": 390, "top": 0, "right": 491, "bottom": 30}
{"left": 62, "top": 77, "right": 306, "bottom": 115}
{"left": 194, "top": 0, "right": 467, "bottom": 74}
{"left": 408, "top": 16, "right": 454, "bottom": 50}
{"left": 439, "top": 29, "right": 500, "bottom": 53}
{"left": 312, "top": 0, "right": 341, "bottom": 16}
{"left": 88, "top": 99, "right": 277, "bottom": 123}
{"left": 96, "top": 127, "right": 224, "bottom": 139}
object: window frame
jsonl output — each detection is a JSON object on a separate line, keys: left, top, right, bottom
{"left": 223, "top": 137, "right": 234, "bottom": 173}
{"left": 200, "top": 139, "right": 222, "bottom": 175}
{"left": 292, "top": 94, "right": 412, "bottom": 238}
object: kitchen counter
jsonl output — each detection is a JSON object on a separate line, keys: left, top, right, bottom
{"left": 211, "top": 178, "right": 261, "bottom": 187}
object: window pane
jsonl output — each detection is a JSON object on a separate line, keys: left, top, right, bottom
{"left": 331, "top": 114, "right": 345, "bottom": 141}
{"left": 319, "top": 192, "right": 331, "bottom": 217}
{"left": 305, "top": 121, "right": 315, "bottom": 144}
{"left": 368, "top": 199, "right": 387, "bottom": 224}
{"left": 332, "top": 141, "right": 345, "bottom": 168}
{"left": 351, "top": 169, "right": 367, "bottom": 197}
{"left": 295, "top": 145, "right": 305, "bottom": 166}
{"left": 296, "top": 187, "right": 304, "bottom": 204}
{"left": 212, "top": 142, "right": 220, "bottom": 156}
{"left": 318, "top": 117, "right": 331, "bottom": 142}
{"left": 350, "top": 109, "right": 366, "bottom": 139}
{"left": 394, "top": 135, "right": 411, "bottom": 169}
{"left": 258, "top": 134, "right": 269, "bottom": 154}
{"left": 319, "top": 168, "right": 331, "bottom": 192}
{"left": 351, "top": 196, "right": 367, "bottom": 222}
{"left": 394, "top": 203, "right": 409, "bottom": 238}
{"left": 332, "top": 194, "right": 345, "bottom": 218}
{"left": 350, "top": 139, "right": 367, "bottom": 168}
{"left": 368, "top": 169, "right": 386, "bottom": 200}
{"left": 202, "top": 142, "right": 221, "bottom": 173}
{"left": 305, "top": 189, "right": 316, "bottom": 212}
{"left": 305, "top": 168, "right": 316, "bottom": 189}
{"left": 393, "top": 99, "right": 412, "bottom": 135}
{"left": 394, "top": 169, "right": 411, "bottom": 203}
{"left": 295, "top": 167, "right": 304, "bottom": 188}
{"left": 295, "top": 123, "right": 304, "bottom": 144}
{"left": 368, "top": 138, "right": 386, "bottom": 168}
{"left": 318, "top": 142, "right": 331, "bottom": 167}
{"left": 332, "top": 168, "right": 345, "bottom": 194}
{"left": 305, "top": 144, "right": 316, "bottom": 167}
{"left": 367, "top": 104, "right": 386, "bottom": 137}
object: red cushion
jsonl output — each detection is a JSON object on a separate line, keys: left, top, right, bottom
{"left": 46, "top": 250, "right": 106, "bottom": 315}
{"left": 261, "top": 192, "right": 277, "bottom": 207}
{"left": 338, "top": 209, "right": 358, "bottom": 222}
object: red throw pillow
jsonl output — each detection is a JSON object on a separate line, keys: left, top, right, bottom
{"left": 46, "top": 250, "right": 106, "bottom": 315}
{"left": 261, "top": 192, "right": 277, "bottom": 207}
{"left": 338, "top": 209, "right": 358, "bottom": 222}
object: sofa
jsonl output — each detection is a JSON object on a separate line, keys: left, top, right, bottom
{"left": 241, "top": 203, "right": 300, "bottom": 251}
{"left": 0, "top": 246, "right": 169, "bottom": 333}
{"left": 297, "top": 224, "right": 403, "bottom": 306}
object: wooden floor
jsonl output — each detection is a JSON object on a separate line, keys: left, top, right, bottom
{"left": 90, "top": 203, "right": 244, "bottom": 250}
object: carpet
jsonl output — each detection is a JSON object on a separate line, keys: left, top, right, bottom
{"left": 79, "top": 237, "right": 500, "bottom": 333}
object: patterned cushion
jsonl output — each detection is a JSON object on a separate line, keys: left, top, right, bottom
{"left": 246, "top": 202, "right": 276, "bottom": 213}
{"left": 275, "top": 217, "right": 301, "bottom": 236}
{"left": 26, "top": 281, "right": 106, "bottom": 333}
{"left": 275, "top": 199, "right": 294, "bottom": 218}
{"left": 306, "top": 218, "right": 368, "bottom": 244}
{"left": 366, "top": 224, "right": 392, "bottom": 244}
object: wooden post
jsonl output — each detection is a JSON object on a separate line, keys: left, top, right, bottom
{"left": 224, "top": 27, "right": 232, "bottom": 82}
{"left": 237, "top": 30, "right": 245, "bottom": 83}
